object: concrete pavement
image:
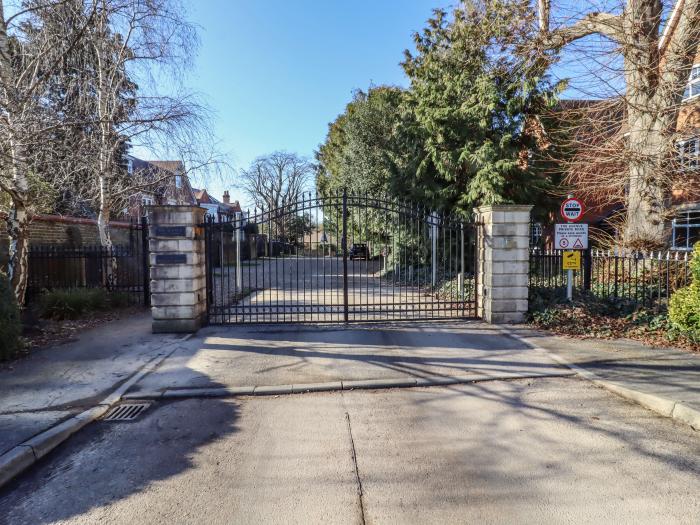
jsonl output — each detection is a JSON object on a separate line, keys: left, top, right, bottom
{"left": 1, "top": 378, "right": 698, "bottom": 524}
{"left": 0, "top": 313, "right": 186, "bottom": 457}
{"left": 508, "top": 326, "right": 700, "bottom": 429}
{"left": 126, "top": 321, "right": 569, "bottom": 397}
{"left": 211, "top": 256, "right": 474, "bottom": 323}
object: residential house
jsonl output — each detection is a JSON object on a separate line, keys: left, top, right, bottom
{"left": 123, "top": 157, "right": 197, "bottom": 218}
{"left": 193, "top": 188, "right": 243, "bottom": 221}
{"left": 666, "top": 1, "right": 700, "bottom": 250}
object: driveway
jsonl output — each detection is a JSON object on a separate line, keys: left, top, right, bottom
{"left": 127, "top": 321, "right": 568, "bottom": 396}
{"left": 210, "top": 256, "right": 474, "bottom": 323}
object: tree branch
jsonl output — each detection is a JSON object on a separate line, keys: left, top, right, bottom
{"left": 539, "top": 12, "right": 624, "bottom": 50}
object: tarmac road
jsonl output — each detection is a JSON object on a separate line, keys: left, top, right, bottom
{"left": 1, "top": 376, "right": 698, "bottom": 524}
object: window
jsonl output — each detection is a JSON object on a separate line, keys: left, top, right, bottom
{"left": 141, "top": 196, "right": 154, "bottom": 206}
{"left": 683, "top": 65, "right": 700, "bottom": 100}
{"left": 678, "top": 137, "right": 700, "bottom": 170}
{"left": 530, "top": 222, "right": 543, "bottom": 247}
{"left": 175, "top": 175, "right": 182, "bottom": 188}
{"left": 127, "top": 159, "right": 133, "bottom": 175}
{"left": 672, "top": 209, "right": 700, "bottom": 250}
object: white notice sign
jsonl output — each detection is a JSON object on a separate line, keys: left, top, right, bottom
{"left": 555, "top": 223, "right": 588, "bottom": 250}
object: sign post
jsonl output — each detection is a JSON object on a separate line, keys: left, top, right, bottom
{"left": 557, "top": 197, "right": 586, "bottom": 301}
{"left": 235, "top": 212, "right": 242, "bottom": 291}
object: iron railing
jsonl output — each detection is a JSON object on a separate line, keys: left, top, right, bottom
{"left": 529, "top": 247, "right": 692, "bottom": 308}
{"left": 26, "top": 218, "right": 150, "bottom": 305}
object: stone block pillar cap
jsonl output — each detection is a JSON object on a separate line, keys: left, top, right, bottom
{"left": 475, "top": 204, "right": 534, "bottom": 213}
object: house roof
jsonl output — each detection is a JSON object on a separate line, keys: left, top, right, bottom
{"left": 149, "top": 160, "right": 184, "bottom": 174}
{"left": 192, "top": 188, "right": 212, "bottom": 203}
{"left": 192, "top": 187, "right": 243, "bottom": 213}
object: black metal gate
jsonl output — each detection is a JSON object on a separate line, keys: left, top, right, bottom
{"left": 203, "top": 192, "right": 479, "bottom": 324}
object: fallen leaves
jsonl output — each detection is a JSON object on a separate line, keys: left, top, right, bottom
{"left": 529, "top": 303, "right": 700, "bottom": 353}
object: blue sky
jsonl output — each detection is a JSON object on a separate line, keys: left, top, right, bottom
{"left": 185, "top": 0, "right": 454, "bottom": 206}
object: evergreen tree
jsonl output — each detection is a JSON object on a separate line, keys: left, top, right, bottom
{"left": 399, "top": 0, "right": 561, "bottom": 216}
{"left": 316, "top": 86, "right": 405, "bottom": 198}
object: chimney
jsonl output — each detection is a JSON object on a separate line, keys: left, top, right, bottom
{"left": 223, "top": 190, "right": 230, "bottom": 204}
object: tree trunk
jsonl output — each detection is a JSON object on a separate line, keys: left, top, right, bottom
{"left": 624, "top": 107, "right": 668, "bottom": 249}
{"left": 6, "top": 199, "right": 30, "bottom": 305}
{"left": 620, "top": 3, "right": 668, "bottom": 249}
{"left": 97, "top": 173, "right": 117, "bottom": 289}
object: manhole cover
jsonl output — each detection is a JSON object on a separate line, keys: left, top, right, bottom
{"left": 103, "top": 402, "right": 151, "bottom": 421}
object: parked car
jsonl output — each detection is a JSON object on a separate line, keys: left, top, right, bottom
{"left": 349, "top": 243, "right": 369, "bottom": 260}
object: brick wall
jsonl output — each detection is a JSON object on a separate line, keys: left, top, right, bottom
{"left": 0, "top": 215, "right": 141, "bottom": 270}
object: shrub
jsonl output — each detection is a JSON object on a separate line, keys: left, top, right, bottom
{"left": 691, "top": 242, "right": 700, "bottom": 283}
{"left": 108, "top": 292, "right": 135, "bottom": 309}
{"left": 668, "top": 243, "right": 700, "bottom": 342}
{"left": 38, "top": 288, "right": 138, "bottom": 320}
{"left": 0, "top": 272, "right": 22, "bottom": 361}
{"left": 39, "top": 288, "right": 109, "bottom": 320}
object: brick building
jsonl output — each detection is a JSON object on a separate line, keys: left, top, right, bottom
{"left": 193, "top": 188, "right": 242, "bottom": 220}
{"left": 0, "top": 156, "right": 196, "bottom": 268}
{"left": 122, "top": 157, "right": 197, "bottom": 219}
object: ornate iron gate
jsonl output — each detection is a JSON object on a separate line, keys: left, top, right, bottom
{"left": 203, "top": 192, "right": 479, "bottom": 324}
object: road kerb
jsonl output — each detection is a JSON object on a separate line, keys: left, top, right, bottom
{"left": 292, "top": 382, "right": 343, "bottom": 393}
{"left": 0, "top": 341, "right": 182, "bottom": 489}
{"left": 253, "top": 384, "right": 294, "bottom": 396}
{"left": 342, "top": 378, "right": 419, "bottom": 390}
{"left": 672, "top": 403, "right": 700, "bottom": 430}
{"left": 500, "top": 326, "right": 699, "bottom": 431}
{"left": 414, "top": 377, "right": 463, "bottom": 386}
{"left": 0, "top": 446, "right": 35, "bottom": 488}
{"left": 99, "top": 351, "right": 173, "bottom": 406}
{"left": 120, "top": 372, "right": 578, "bottom": 401}
{"left": 22, "top": 405, "right": 110, "bottom": 460}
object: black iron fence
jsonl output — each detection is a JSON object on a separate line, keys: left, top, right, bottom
{"left": 530, "top": 248, "right": 692, "bottom": 308}
{"left": 203, "top": 192, "right": 479, "bottom": 324}
{"left": 26, "top": 219, "right": 150, "bottom": 305}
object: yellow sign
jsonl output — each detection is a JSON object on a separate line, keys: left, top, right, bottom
{"left": 562, "top": 250, "right": 581, "bottom": 270}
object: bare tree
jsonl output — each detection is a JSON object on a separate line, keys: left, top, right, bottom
{"left": 0, "top": 0, "right": 221, "bottom": 301}
{"left": 238, "top": 151, "right": 313, "bottom": 242}
{"left": 239, "top": 152, "right": 313, "bottom": 211}
{"left": 78, "top": 0, "right": 210, "bottom": 251}
{"left": 536, "top": 0, "right": 700, "bottom": 248}
{"left": 0, "top": 0, "right": 95, "bottom": 304}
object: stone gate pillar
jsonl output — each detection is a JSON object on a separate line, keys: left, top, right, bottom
{"left": 148, "top": 205, "right": 207, "bottom": 333}
{"left": 476, "top": 205, "right": 532, "bottom": 324}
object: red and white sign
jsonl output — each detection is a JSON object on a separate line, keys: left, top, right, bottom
{"left": 555, "top": 223, "right": 588, "bottom": 250}
{"left": 560, "top": 198, "right": 585, "bottom": 222}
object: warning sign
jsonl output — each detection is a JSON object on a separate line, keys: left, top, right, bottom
{"left": 560, "top": 198, "right": 585, "bottom": 222}
{"left": 555, "top": 223, "right": 588, "bottom": 250}
{"left": 562, "top": 250, "right": 581, "bottom": 270}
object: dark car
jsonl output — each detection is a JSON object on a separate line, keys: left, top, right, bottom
{"left": 349, "top": 243, "right": 369, "bottom": 260}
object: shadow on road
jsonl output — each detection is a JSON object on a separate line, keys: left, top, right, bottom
{"left": 0, "top": 375, "right": 240, "bottom": 525}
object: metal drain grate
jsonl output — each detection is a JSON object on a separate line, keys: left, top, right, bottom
{"left": 103, "top": 402, "right": 151, "bottom": 421}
